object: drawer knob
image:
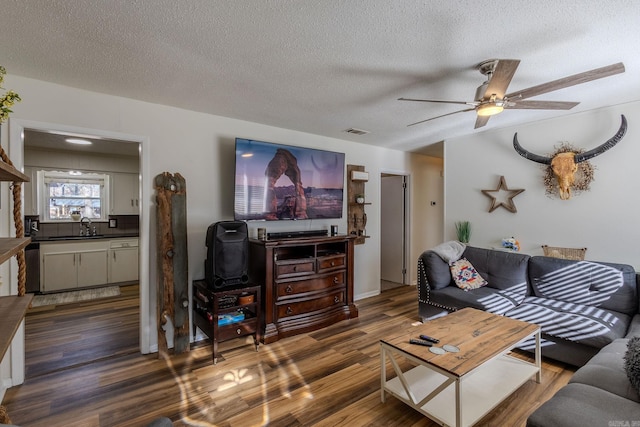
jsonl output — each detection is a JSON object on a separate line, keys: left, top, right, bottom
{"left": 286, "top": 306, "right": 293, "bottom": 315}
{"left": 285, "top": 285, "right": 293, "bottom": 293}
{"left": 236, "top": 328, "right": 242, "bottom": 335}
{"left": 293, "top": 265, "right": 297, "bottom": 272}
{"left": 334, "top": 296, "right": 340, "bottom": 303}
{"left": 333, "top": 276, "right": 339, "bottom": 284}
{"left": 330, "top": 261, "right": 335, "bottom": 266}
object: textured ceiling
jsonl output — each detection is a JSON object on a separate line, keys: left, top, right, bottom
{"left": 2, "top": 1, "right": 639, "bottom": 157}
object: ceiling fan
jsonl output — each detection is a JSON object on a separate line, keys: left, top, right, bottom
{"left": 399, "top": 59, "right": 625, "bottom": 129}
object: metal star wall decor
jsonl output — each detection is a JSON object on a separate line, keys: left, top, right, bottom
{"left": 481, "top": 176, "right": 525, "bottom": 213}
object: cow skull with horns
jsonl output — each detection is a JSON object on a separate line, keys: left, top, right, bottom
{"left": 513, "top": 115, "right": 627, "bottom": 200}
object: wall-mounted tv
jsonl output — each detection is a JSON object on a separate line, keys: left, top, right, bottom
{"left": 234, "top": 138, "right": 345, "bottom": 221}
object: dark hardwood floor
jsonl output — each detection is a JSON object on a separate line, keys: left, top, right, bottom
{"left": 3, "top": 284, "right": 576, "bottom": 426}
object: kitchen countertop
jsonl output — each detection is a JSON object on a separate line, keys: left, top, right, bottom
{"left": 30, "top": 233, "right": 139, "bottom": 242}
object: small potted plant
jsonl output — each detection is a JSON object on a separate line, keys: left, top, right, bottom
{"left": 70, "top": 210, "right": 81, "bottom": 221}
{"left": 455, "top": 221, "right": 471, "bottom": 243}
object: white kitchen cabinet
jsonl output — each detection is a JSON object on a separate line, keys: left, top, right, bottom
{"left": 41, "top": 252, "right": 77, "bottom": 292}
{"left": 111, "top": 172, "right": 139, "bottom": 214}
{"left": 41, "top": 241, "right": 109, "bottom": 292}
{"left": 109, "top": 239, "right": 139, "bottom": 283}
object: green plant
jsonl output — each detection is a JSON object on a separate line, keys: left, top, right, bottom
{"left": 0, "top": 66, "right": 21, "bottom": 123}
{"left": 455, "top": 221, "right": 471, "bottom": 243}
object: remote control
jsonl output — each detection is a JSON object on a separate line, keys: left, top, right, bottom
{"left": 409, "top": 338, "right": 433, "bottom": 347}
{"left": 419, "top": 334, "right": 440, "bottom": 344}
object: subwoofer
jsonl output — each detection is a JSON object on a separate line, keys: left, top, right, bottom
{"left": 205, "top": 220, "right": 249, "bottom": 289}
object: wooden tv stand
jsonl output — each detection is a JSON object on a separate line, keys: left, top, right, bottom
{"left": 249, "top": 234, "right": 358, "bottom": 344}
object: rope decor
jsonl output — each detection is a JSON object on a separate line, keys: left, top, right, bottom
{"left": 0, "top": 146, "right": 26, "bottom": 296}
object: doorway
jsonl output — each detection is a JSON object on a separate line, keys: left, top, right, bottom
{"left": 9, "top": 119, "right": 150, "bottom": 357}
{"left": 380, "top": 173, "right": 409, "bottom": 291}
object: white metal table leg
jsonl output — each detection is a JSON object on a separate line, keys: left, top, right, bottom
{"left": 380, "top": 343, "right": 386, "bottom": 402}
{"left": 535, "top": 330, "right": 542, "bottom": 383}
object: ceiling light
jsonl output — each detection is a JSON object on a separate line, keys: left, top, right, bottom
{"left": 65, "top": 138, "right": 93, "bottom": 145}
{"left": 476, "top": 103, "right": 504, "bottom": 117}
{"left": 68, "top": 170, "right": 82, "bottom": 176}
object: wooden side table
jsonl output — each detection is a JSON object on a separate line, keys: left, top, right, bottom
{"left": 192, "top": 280, "right": 261, "bottom": 364}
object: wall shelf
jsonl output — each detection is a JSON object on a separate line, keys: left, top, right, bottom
{"left": 347, "top": 164, "right": 369, "bottom": 245}
{"left": 0, "top": 237, "right": 31, "bottom": 265}
{"left": 0, "top": 162, "right": 32, "bottom": 363}
{"left": 0, "top": 294, "right": 33, "bottom": 360}
{"left": 0, "top": 161, "right": 29, "bottom": 182}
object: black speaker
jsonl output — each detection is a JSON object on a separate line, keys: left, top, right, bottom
{"left": 205, "top": 221, "right": 249, "bottom": 289}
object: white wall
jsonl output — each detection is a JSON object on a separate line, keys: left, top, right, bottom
{"left": 410, "top": 154, "right": 445, "bottom": 275}
{"left": 24, "top": 147, "right": 139, "bottom": 173}
{"left": 0, "top": 74, "right": 444, "bottom": 390}
{"left": 444, "top": 101, "right": 640, "bottom": 270}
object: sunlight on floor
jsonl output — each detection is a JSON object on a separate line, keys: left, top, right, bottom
{"left": 161, "top": 336, "right": 314, "bottom": 427}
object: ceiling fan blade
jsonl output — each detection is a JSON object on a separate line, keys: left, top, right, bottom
{"left": 483, "top": 59, "right": 520, "bottom": 99}
{"left": 474, "top": 115, "right": 491, "bottom": 129}
{"left": 505, "top": 62, "right": 625, "bottom": 101}
{"left": 398, "top": 97, "right": 476, "bottom": 106}
{"left": 407, "top": 107, "right": 476, "bottom": 127}
{"left": 506, "top": 100, "right": 579, "bottom": 110}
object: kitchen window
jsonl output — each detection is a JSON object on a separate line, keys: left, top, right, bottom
{"left": 37, "top": 170, "right": 110, "bottom": 221}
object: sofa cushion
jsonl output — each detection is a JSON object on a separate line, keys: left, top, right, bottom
{"left": 450, "top": 258, "right": 487, "bottom": 291}
{"left": 506, "top": 296, "right": 630, "bottom": 349}
{"left": 570, "top": 338, "right": 640, "bottom": 402}
{"left": 526, "top": 383, "right": 640, "bottom": 427}
{"left": 419, "top": 250, "right": 453, "bottom": 290}
{"left": 626, "top": 314, "right": 640, "bottom": 338}
{"left": 429, "top": 281, "right": 528, "bottom": 315}
{"left": 528, "top": 256, "right": 638, "bottom": 315}
{"left": 625, "top": 336, "right": 640, "bottom": 396}
{"left": 463, "top": 246, "right": 530, "bottom": 293}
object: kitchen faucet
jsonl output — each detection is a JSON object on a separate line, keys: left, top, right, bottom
{"left": 80, "top": 217, "right": 92, "bottom": 236}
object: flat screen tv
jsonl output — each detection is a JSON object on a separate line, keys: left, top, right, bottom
{"left": 234, "top": 138, "right": 345, "bottom": 221}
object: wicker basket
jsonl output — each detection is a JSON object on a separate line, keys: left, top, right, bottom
{"left": 541, "top": 245, "right": 587, "bottom": 261}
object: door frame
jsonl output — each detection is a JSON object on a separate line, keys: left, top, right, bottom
{"left": 9, "top": 119, "right": 151, "bottom": 354}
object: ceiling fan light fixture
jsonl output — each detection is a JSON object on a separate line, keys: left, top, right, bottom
{"left": 477, "top": 103, "right": 504, "bottom": 117}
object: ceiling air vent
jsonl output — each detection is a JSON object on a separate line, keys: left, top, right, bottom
{"left": 344, "top": 128, "right": 370, "bottom": 136}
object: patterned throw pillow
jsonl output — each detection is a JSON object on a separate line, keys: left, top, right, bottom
{"left": 624, "top": 336, "right": 640, "bottom": 394}
{"left": 450, "top": 258, "right": 488, "bottom": 291}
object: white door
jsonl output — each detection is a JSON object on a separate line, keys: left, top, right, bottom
{"left": 380, "top": 174, "right": 406, "bottom": 284}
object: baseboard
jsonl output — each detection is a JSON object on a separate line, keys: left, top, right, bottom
{"left": 355, "top": 290, "right": 380, "bottom": 301}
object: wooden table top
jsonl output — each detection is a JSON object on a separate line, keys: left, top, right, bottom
{"left": 380, "top": 308, "right": 539, "bottom": 377}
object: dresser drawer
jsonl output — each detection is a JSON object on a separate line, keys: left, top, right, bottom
{"left": 317, "top": 254, "right": 345, "bottom": 272}
{"left": 277, "top": 290, "right": 345, "bottom": 319}
{"left": 217, "top": 318, "right": 258, "bottom": 341}
{"left": 275, "top": 259, "right": 315, "bottom": 279}
{"left": 277, "top": 271, "right": 345, "bottom": 298}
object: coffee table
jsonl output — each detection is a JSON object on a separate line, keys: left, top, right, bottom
{"left": 380, "top": 308, "right": 541, "bottom": 427}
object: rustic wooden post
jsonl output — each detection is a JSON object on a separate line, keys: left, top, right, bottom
{"left": 155, "top": 172, "right": 190, "bottom": 356}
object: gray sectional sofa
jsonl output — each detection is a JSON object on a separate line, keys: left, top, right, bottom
{"left": 418, "top": 243, "right": 640, "bottom": 426}
{"left": 418, "top": 244, "right": 639, "bottom": 366}
{"left": 527, "top": 336, "right": 640, "bottom": 426}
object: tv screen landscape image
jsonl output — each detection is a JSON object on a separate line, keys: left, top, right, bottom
{"left": 234, "top": 138, "right": 345, "bottom": 221}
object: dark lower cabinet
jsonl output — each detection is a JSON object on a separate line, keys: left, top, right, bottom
{"left": 192, "top": 280, "right": 261, "bottom": 364}
{"left": 248, "top": 235, "right": 358, "bottom": 344}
